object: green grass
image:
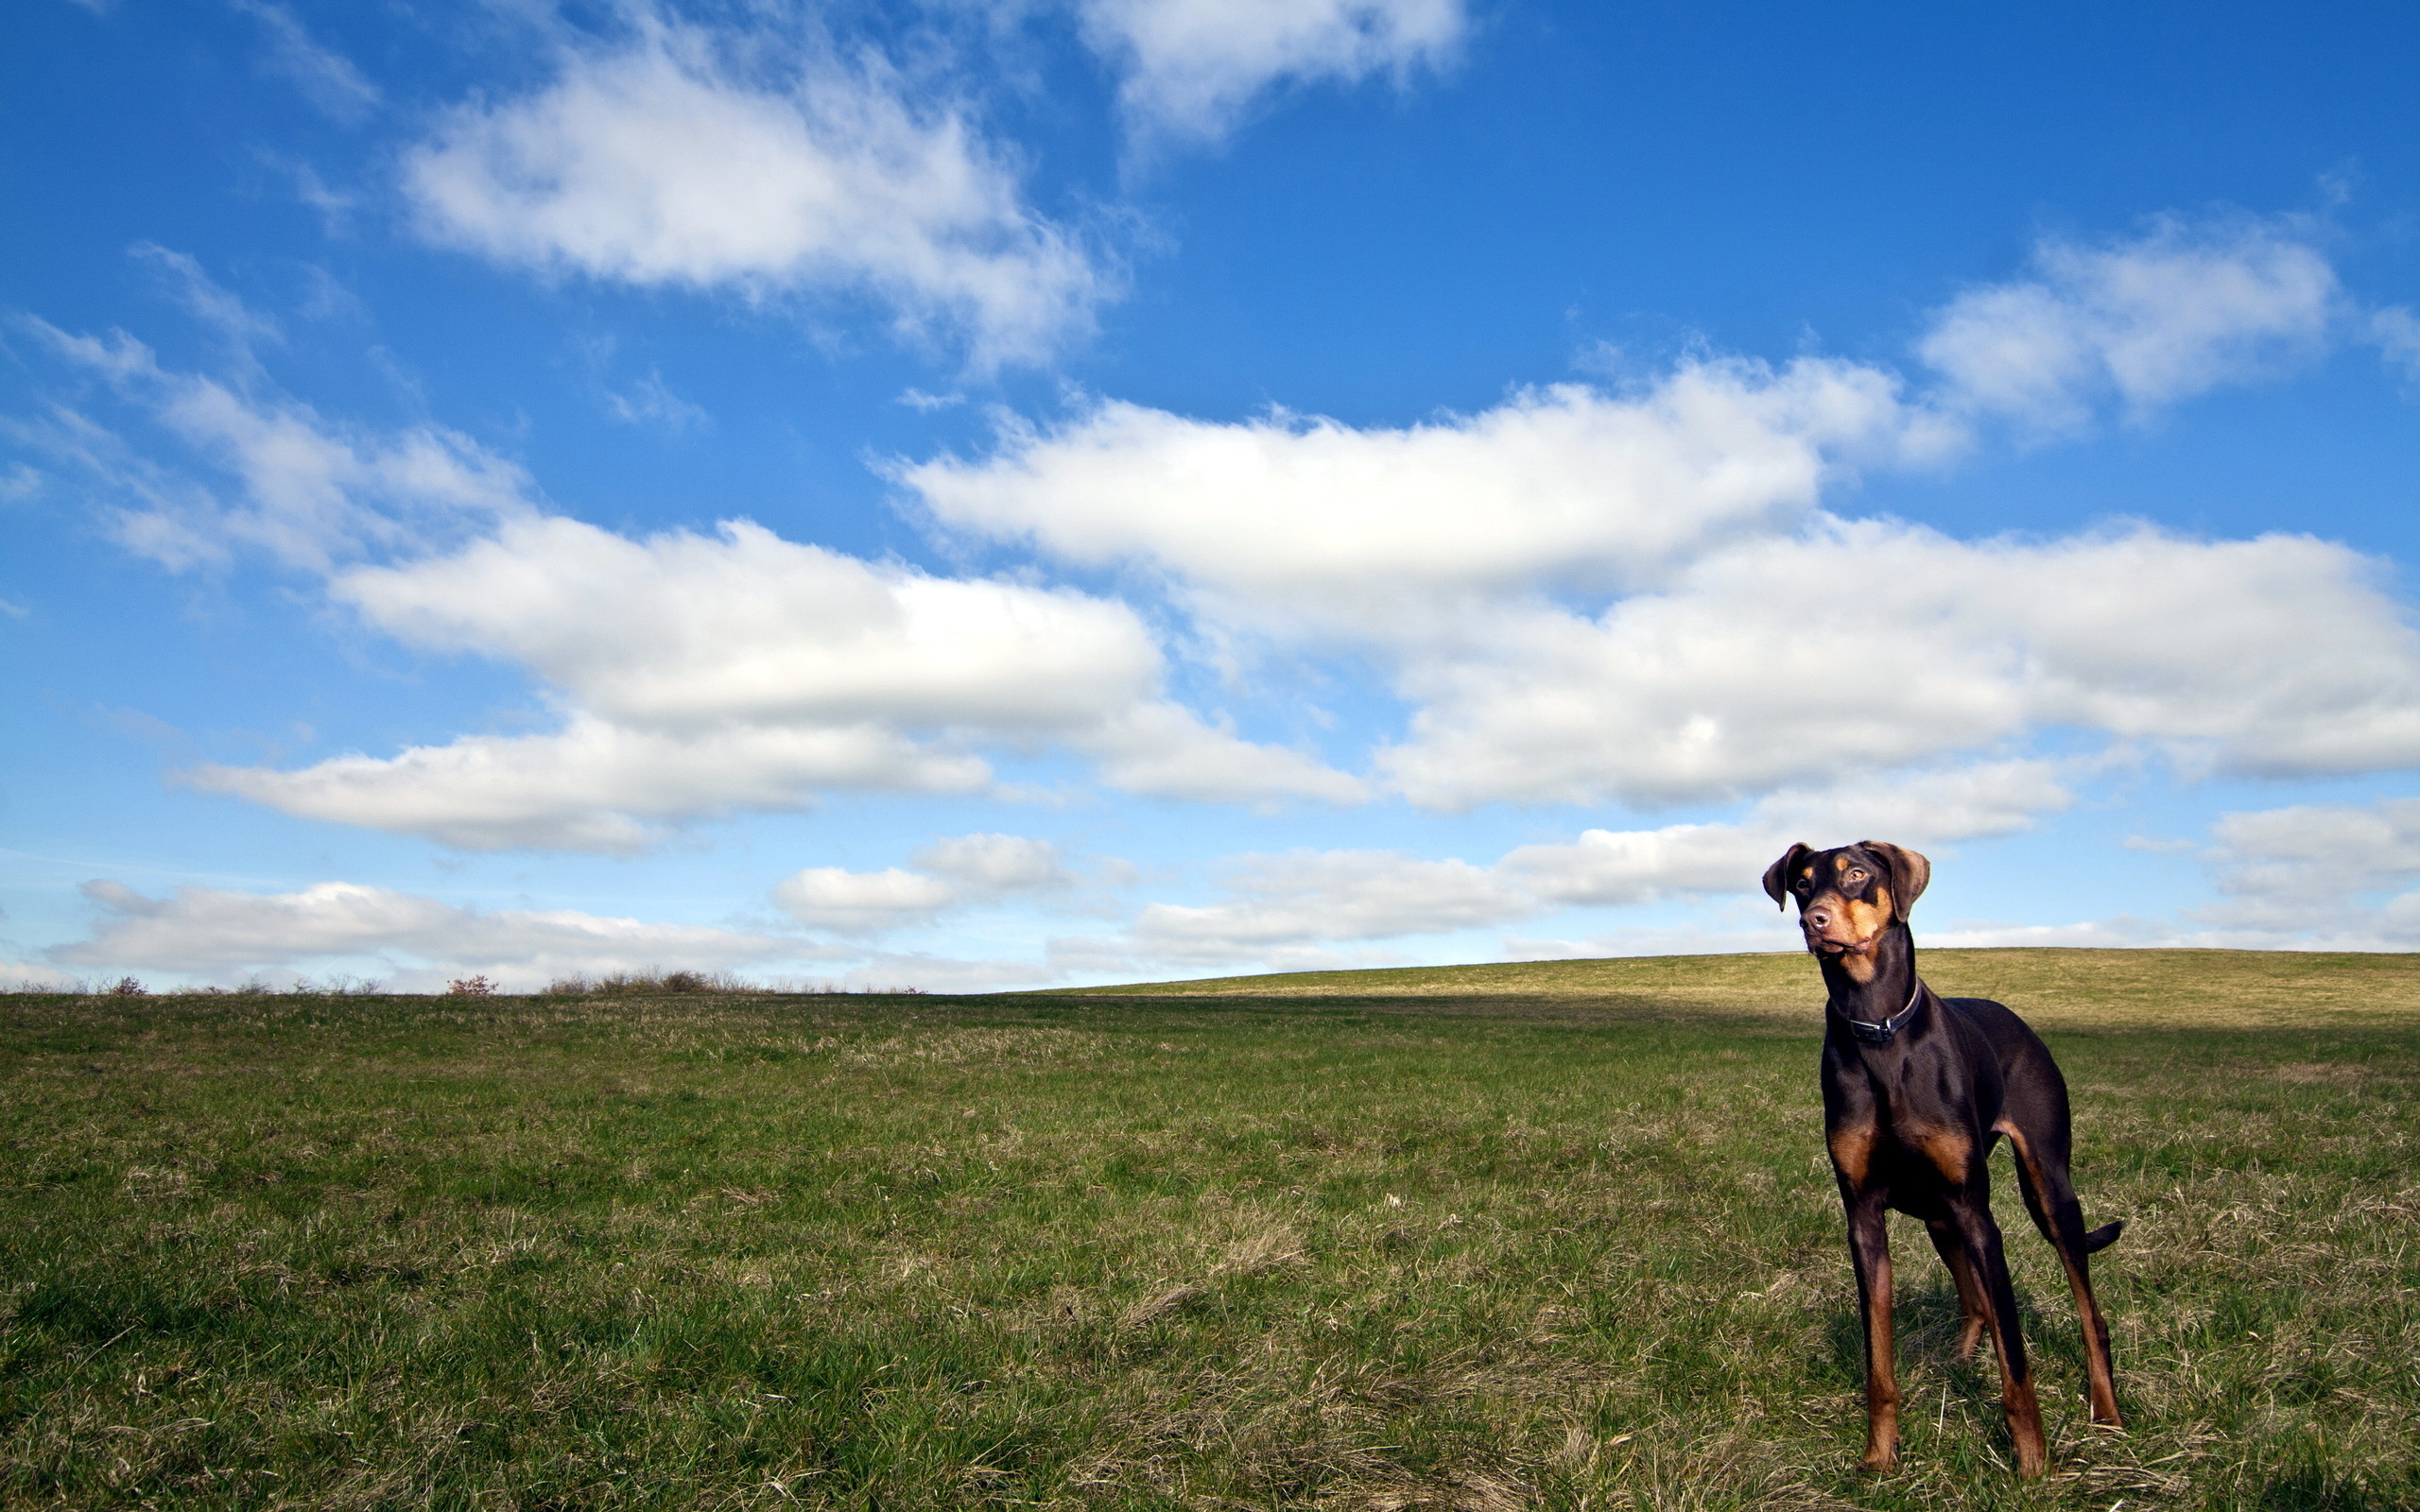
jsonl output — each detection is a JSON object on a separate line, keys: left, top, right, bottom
{"left": 2, "top": 953, "right": 2416, "bottom": 1509}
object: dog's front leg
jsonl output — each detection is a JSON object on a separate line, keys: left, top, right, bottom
{"left": 1845, "top": 1194, "right": 1898, "bottom": 1471}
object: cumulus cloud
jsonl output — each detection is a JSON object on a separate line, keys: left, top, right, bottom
{"left": 27, "top": 320, "right": 530, "bottom": 571}
{"left": 774, "top": 832, "right": 1075, "bottom": 933}
{"left": 775, "top": 867, "right": 960, "bottom": 934}
{"left": 913, "top": 832, "right": 1078, "bottom": 892}
{"left": 901, "top": 242, "right": 2419, "bottom": 814}
{"left": 1075, "top": 0, "right": 1465, "bottom": 142}
{"left": 402, "top": 20, "right": 1105, "bottom": 368}
{"left": 47, "top": 879, "right": 797, "bottom": 990}
{"left": 1919, "top": 215, "right": 2340, "bottom": 429}
{"left": 337, "top": 516, "right": 1161, "bottom": 731}
{"left": 1380, "top": 521, "right": 2420, "bottom": 808}
{"left": 191, "top": 715, "right": 992, "bottom": 853}
{"left": 199, "top": 516, "right": 1357, "bottom": 849}
{"left": 900, "top": 358, "right": 1936, "bottom": 631}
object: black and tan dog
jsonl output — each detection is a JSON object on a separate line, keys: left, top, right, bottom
{"left": 1763, "top": 840, "right": 2122, "bottom": 1479}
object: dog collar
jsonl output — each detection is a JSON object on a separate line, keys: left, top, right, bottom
{"left": 1833, "top": 981, "right": 1924, "bottom": 1045}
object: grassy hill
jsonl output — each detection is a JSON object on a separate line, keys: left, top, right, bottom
{"left": 2, "top": 953, "right": 2414, "bottom": 1509}
{"left": 1052, "top": 947, "right": 2420, "bottom": 1028}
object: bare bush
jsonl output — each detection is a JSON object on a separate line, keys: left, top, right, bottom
{"left": 543, "top": 968, "right": 764, "bottom": 998}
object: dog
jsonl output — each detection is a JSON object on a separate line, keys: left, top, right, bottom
{"left": 1763, "top": 840, "right": 2122, "bottom": 1479}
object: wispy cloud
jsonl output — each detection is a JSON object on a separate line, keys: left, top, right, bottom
{"left": 229, "top": 0, "right": 383, "bottom": 125}
{"left": 28, "top": 318, "right": 533, "bottom": 572}
{"left": 1077, "top": 0, "right": 1465, "bottom": 146}
{"left": 604, "top": 369, "right": 711, "bottom": 434}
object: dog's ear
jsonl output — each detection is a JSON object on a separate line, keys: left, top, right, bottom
{"left": 1762, "top": 843, "right": 1815, "bottom": 910}
{"left": 1855, "top": 841, "right": 1930, "bottom": 921}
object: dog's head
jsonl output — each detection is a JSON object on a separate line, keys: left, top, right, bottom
{"left": 1761, "top": 840, "right": 1930, "bottom": 966}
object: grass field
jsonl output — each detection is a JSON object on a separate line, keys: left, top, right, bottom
{"left": 2, "top": 950, "right": 2415, "bottom": 1509}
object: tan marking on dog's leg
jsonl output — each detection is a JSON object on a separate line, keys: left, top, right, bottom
{"left": 1858, "top": 1243, "right": 1897, "bottom": 1471}
{"left": 1829, "top": 1125, "right": 1876, "bottom": 1187}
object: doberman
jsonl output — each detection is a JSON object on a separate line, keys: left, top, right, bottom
{"left": 1762, "top": 840, "right": 2123, "bottom": 1479}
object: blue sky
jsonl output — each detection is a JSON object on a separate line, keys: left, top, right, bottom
{"left": 7, "top": 0, "right": 2420, "bottom": 991}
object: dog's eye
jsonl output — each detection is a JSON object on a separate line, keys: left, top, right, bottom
{"left": 1846, "top": 868, "right": 1867, "bottom": 882}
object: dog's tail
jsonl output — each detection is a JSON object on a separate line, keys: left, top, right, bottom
{"left": 2083, "top": 1220, "right": 2124, "bottom": 1253}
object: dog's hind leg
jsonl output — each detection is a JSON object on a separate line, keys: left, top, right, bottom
{"left": 1925, "top": 1217, "right": 1989, "bottom": 1361}
{"left": 2002, "top": 1119, "right": 2123, "bottom": 1427}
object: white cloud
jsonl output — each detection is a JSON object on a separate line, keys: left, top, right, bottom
{"left": 1075, "top": 0, "right": 1465, "bottom": 142}
{"left": 1918, "top": 215, "right": 2340, "bottom": 428}
{"left": 605, "top": 369, "right": 710, "bottom": 433}
{"left": 1082, "top": 701, "right": 1368, "bottom": 803}
{"left": 199, "top": 516, "right": 1357, "bottom": 849}
{"left": 191, "top": 714, "right": 993, "bottom": 853}
{"left": 911, "top": 832, "right": 1075, "bottom": 893}
{"left": 1921, "top": 795, "right": 2420, "bottom": 952}
{"left": 901, "top": 358, "right": 1935, "bottom": 632}
{"left": 130, "top": 242, "right": 283, "bottom": 352}
{"left": 1379, "top": 520, "right": 2420, "bottom": 808}
{"left": 30, "top": 322, "right": 531, "bottom": 571}
{"left": 229, "top": 0, "right": 382, "bottom": 125}
{"left": 902, "top": 282, "right": 2420, "bottom": 814}
{"left": 2211, "top": 797, "right": 2420, "bottom": 893}
{"left": 1115, "top": 848, "right": 1526, "bottom": 966}
{"left": 402, "top": 20, "right": 1106, "bottom": 368}
{"left": 338, "top": 516, "right": 1159, "bottom": 731}
{"left": 2186, "top": 796, "right": 2420, "bottom": 944}
{"left": 1071, "top": 762, "right": 2066, "bottom": 969}
{"left": 775, "top": 866, "right": 962, "bottom": 934}
{"left": 47, "top": 879, "right": 795, "bottom": 990}
{"left": 2372, "top": 306, "right": 2420, "bottom": 381}
{"left": 1502, "top": 761, "right": 2071, "bottom": 906}
{"left": 774, "top": 832, "right": 1075, "bottom": 934}
{"left": 2, "top": 960, "right": 86, "bottom": 990}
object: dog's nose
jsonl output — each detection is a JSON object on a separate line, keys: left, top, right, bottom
{"left": 1806, "top": 907, "right": 1830, "bottom": 929}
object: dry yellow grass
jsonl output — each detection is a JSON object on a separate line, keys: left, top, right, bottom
{"left": 1053, "top": 948, "right": 2420, "bottom": 1029}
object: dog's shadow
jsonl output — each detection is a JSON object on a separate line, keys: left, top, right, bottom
{"left": 1817, "top": 1276, "right": 2048, "bottom": 1426}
